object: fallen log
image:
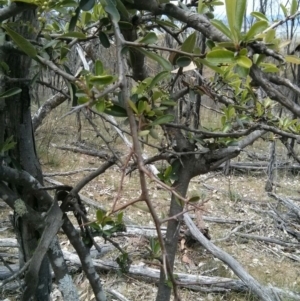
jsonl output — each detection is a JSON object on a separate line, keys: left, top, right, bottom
{"left": 62, "top": 250, "right": 300, "bottom": 299}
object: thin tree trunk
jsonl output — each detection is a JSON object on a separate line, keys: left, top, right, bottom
{"left": 3, "top": 8, "right": 51, "bottom": 300}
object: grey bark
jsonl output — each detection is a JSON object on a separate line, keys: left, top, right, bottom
{"left": 1, "top": 8, "right": 51, "bottom": 300}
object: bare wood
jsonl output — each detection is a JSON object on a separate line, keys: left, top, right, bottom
{"left": 53, "top": 144, "right": 110, "bottom": 160}
{"left": 183, "top": 213, "right": 281, "bottom": 301}
{"left": 43, "top": 168, "right": 98, "bottom": 177}
{"left": 62, "top": 250, "right": 300, "bottom": 300}
{"left": 234, "top": 232, "right": 300, "bottom": 247}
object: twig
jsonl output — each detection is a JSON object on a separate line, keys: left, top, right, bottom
{"left": 107, "top": 289, "right": 131, "bottom": 301}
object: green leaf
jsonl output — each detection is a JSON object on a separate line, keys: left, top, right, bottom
{"left": 116, "top": 0, "right": 129, "bottom": 19}
{"left": 81, "top": 11, "right": 92, "bottom": 25}
{"left": 188, "top": 195, "right": 200, "bottom": 203}
{"left": 210, "top": 20, "right": 232, "bottom": 40}
{"left": 138, "top": 130, "right": 149, "bottom": 137}
{"left": 102, "top": 0, "right": 120, "bottom": 22}
{"left": 260, "top": 63, "right": 279, "bottom": 73}
{"left": 196, "top": 58, "right": 224, "bottom": 74}
{"left": 0, "top": 87, "right": 22, "bottom": 98}
{"left": 69, "top": 7, "right": 80, "bottom": 31}
{"left": 250, "top": 11, "right": 269, "bottom": 22}
{"left": 139, "top": 32, "right": 158, "bottom": 45}
{"left": 234, "top": 0, "right": 246, "bottom": 34}
{"left": 206, "top": 49, "right": 234, "bottom": 64}
{"left": 104, "top": 104, "right": 127, "bottom": 117}
{"left": 285, "top": 55, "right": 300, "bottom": 65}
{"left": 291, "top": 0, "right": 298, "bottom": 15}
{"left": 235, "top": 65, "right": 249, "bottom": 77}
{"left": 235, "top": 55, "right": 252, "bottom": 69}
{"left": 89, "top": 75, "right": 114, "bottom": 85}
{"left": 155, "top": 19, "right": 178, "bottom": 29}
{"left": 128, "top": 99, "right": 138, "bottom": 114}
{"left": 225, "top": 0, "right": 246, "bottom": 42}
{"left": 138, "top": 100, "right": 146, "bottom": 114}
{"left": 99, "top": 31, "right": 110, "bottom": 48}
{"left": 181, "top": 32, "right": 196, "bottom": 53}
{"left": 151, "top": 114, "right": 174, "bottom": 126}
{"left": 96, "top": 209, "right": 104, "bottom": 223}
{"left": 60, "top": 31, "right": 87, "bottom": 39}
{"left": 94, "top": 60, "right": 104, "bottom": 75}
{"left": 197, "top": 0, "right": 205, "bottom": 13}
{"left": 4, "top": 26, "right": 37, "bottom": 58}
{"left": 96, "top": 99, "right": 106, "bottom": 112}
{"left": 244, "top": 21, "right": 268, "bottom": 41}
{"left": 79, "top": 0, "right": 95, "bottom": 11}
{"left": 149, "top": 128, "right": 159, "bottom": 139}
{"left": 135, "top": 48, "right": 172, "bottom": 71}
{"left": 176, "top": 56, "right": 192, "bottom": 67}
{"left": 149, "top": 71, "right": 170, "bottom": 89}
{"left": 280, "top": 4, "right": 288, "bottom": 17}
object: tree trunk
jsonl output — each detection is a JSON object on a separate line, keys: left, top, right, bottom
{"left": 156, "top": 165, "right": 192, "bottom": 301}
{"left": 2, "top": 8, "right": 51, "bottom": 300}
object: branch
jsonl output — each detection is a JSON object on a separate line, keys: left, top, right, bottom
{"left": 250, "top": 65, "right": 300, "bottom": 117}
{"left": 32, "top": 89, "right": 68, "bottom": 132}
{"left": 183, "top": 213, "right": 280, "bottom": 301}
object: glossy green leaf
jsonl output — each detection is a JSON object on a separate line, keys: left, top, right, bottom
{"left": 244, "top": 21, "right": 268, "bottom": 41}
{"left": 206, "top": 39, "right": 215, "bottom": 50}
{"left": 95, "top": 60, "right": 104, "bottom": 75}
{"left": 116, "top": 0, "right": 129, "bottom": 19}
{"left": 149, "top": 71, "right": 170, "bottom": 89}
{"left": 79, "top": 0, "right": 95, "bottom": 11}
{"left": 236, "top": 55, "right": 252, "bottom": 68}
{"left": 139, "top": 32, "right": 158, "bottom": 45}
{"left": 4, "top": 26, "right": 37, "bottom": 58}
{"left": 181, "top": 32, "right": 196, "bottom": 53}
{"left": 250, "top": 11, "right": 268, "bottom": 22}
{"left": 0, "top": 87, "right": 22, "bottom": 98}
{"left": 196, "top": 58, "right": 224, "bottom": 74}
{"left": 104, "top": 104, "right": 127, "bottom": 117}
{"left": 206, "top": 49, "right": 235, "bottom": 64}
{"left": 60, "top": 31, "right": 87, "bottom": 39}
{"left": 234, "top": 0, "right": 246, "bottom": 33}
{"left": 151, "top": 114, "right": 174, "bottom": 126}
{"left": 103, "top": 0, "right": 120, "bottom": 22}
{"left": 99, "top": 31, "right": 110, "bottom": 48}
{"left": 69, "top": 7, "right": 80, "bottom": 31}
{"left": 89, "top": 75, "right": 114, "bottom": 85}
{"left": 210, "top": 20, "right": 232, "bottom": 40}
{"left": 176, "top": 56, "right": 192, "bottom": 67}
{"left": 155, "top": 19, "right": 178, "bottom": 29}
{"left": 135, "top": 48, "right": 172, "bottom": 71}
{"left": 225, "top": 0, "right": 246, "bottom": 42}
{"left": 285, "top": 55, "right": 300, "bottom": 65}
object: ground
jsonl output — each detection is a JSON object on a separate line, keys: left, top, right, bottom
{"left": 1, "top": 103, "right": 300, "bottom": 301}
